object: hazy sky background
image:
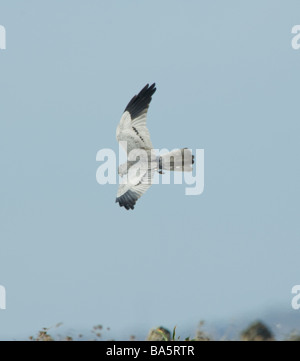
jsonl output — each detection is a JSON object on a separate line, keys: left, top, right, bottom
{"left": 0, "top": 1, "right": 300, "bottom": 340}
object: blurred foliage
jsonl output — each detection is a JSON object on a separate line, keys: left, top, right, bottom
{"left": 28, "top": 320, "right": 300, "bottom": 341}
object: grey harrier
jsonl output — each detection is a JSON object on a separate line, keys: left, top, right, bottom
{"left": 116, "top": 84, "right": 194, "bottom": 210}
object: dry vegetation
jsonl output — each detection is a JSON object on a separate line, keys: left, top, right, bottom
{"left": 28, "top": 320, "right": 300, "bottom": 341}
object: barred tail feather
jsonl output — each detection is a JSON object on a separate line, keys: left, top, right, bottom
{"left": 160, "top": 148, "right": 194, "bottom": 172}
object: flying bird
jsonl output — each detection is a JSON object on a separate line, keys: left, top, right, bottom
{"left": 116, "top": 83, "right": 194, "bottom": 210}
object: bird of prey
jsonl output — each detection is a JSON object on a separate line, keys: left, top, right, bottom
{"left": 116, "top": 83, "right": 194, "bottom": 210}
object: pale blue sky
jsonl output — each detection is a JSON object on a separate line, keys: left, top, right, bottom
{"left": 0, "top": 0, "right": 300, "bottom": 340}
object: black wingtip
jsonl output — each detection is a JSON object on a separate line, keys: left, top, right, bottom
{"left": 115, "top": 193, "right": 136, "bottom": 211}
{"left": 124, "top": 83, "right": 157, "bottom": 120}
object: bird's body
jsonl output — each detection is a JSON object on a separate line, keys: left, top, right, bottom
{"left": 116, "top": 83, "right": 194, "bottom": 210}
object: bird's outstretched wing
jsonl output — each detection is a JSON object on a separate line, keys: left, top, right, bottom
{"left": 116, "top": 83, "right": 156, "bottom": 154}
{"left": 116, "top": 163, "right": 155, "bottom": 210}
